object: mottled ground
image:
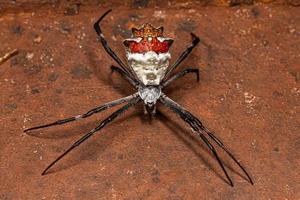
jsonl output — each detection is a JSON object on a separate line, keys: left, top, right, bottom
{"left": 0, "top": 3, "right": 299, "bottom": 200}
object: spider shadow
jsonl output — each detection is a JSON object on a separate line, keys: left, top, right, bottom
{"left": 163, "top": 70, "right": 201, "bottom": 101}
{"left": 156, "top": 109, "right": 249, "bottom": 185}
{"left": 32, "top": 109, "right": 140, "bottom": 175}
{"left": 85, "top": 46, "right": 134, "bottom": 97}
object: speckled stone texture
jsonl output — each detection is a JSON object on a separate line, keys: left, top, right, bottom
{"left": 0, "top": 2, "right": 299, "bottom": 200}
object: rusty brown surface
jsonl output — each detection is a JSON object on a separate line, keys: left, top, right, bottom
{"left": 0, "top": 0, "right": 300, "bottom": 14}
{"left": 0, "top": 2, "right": 299, "bottom": 200}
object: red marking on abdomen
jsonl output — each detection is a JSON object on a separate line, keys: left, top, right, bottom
{"left": 129, "top": 39, "right": 169, "bottom": 53}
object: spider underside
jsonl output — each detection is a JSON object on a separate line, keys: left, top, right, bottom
{"left": 24, "top": 10, "right": 253, "bottom": 187}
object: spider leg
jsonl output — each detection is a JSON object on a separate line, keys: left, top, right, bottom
{"left": 177, "top": 107, "right": 254, "bottom": 185}
{"left": 94, "top": 9, "right": 135, "bottom": 78}
{"left": 41, "top": 96, "right": 141, "bottom": 175}
{"left": 160, "top": 94, "right": 233, "bottom": 186}
{"left": 163, "top": 33, "right": 200, "bottom": 80}
{"left": 24, "top": 93, "right": 139, "bottom": 133}
{"left": 160, "top": 94, "right": 253, "bottom": 186}
{"left": 111, "top": 65, "right": 139, "bottom": 88}
{"left": 192, "top": 120, "right": 254, "bottom": 185}
{"left": 162, "top": 68, "right": 199, "bottom": 88}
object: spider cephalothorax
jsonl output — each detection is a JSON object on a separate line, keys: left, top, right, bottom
{"left": 24, "top": 9, "right": 253, "bottom": 187}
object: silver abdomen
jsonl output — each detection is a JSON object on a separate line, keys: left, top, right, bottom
{"left": 126, "top": 51, "right": 171, "bottom": 85}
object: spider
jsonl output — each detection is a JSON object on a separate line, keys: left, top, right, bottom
{"left": 24, "top": 9, "right": 253, "bottom": 187}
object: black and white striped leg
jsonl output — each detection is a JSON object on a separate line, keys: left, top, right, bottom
{"left": 189, "top": 116, "right": 254, "bottom": 185}
{"left": 24, "top": 93, "right": 139, "bottom": 133}
{"left": 160, "top": 94, "right": 233, "bottom": 186}
{"left": 160, "top": 94, "right": 253, "bottom": 186}
{"left": 164, "top": 33, "right": 200, "bottom": 80}
{"left": 111, "top": 65, "right": 140, "bottom": 88}
{"left": 41, "top": 96, "right": 141, "bottom": 175}
{"left": 162, "top": 68, "right": 199, "bottom": 88}
{"left": 94, "top": 9, "right": 134, "bottom": 78}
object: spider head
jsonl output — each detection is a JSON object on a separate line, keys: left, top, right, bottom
{"left": 124, "top": 24, "right": 174, "bottom": 85}
{"left": 138, "top": 85, "right": 161, "bottom": 107}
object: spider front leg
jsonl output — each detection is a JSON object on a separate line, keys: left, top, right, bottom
{"left": 162, "top": 68, "right": 199, "bottom": 88}
{"left": 159, "top": 94, "right": 253, "bottom": 186}
{"left": 163, "top": 33, "right": 200, "bottom": 80}
{"left": 111, "top": 65, "right": 140, "bottom": 88}
{"left": 24, "top": 93, "right": 139, "bottom": 133}
{"left": 41, "top": 96, "right": 141, "bottom": 175}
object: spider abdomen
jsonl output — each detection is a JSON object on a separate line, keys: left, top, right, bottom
{"left": 127, "top": 51, "right": 171, "bottom": 85}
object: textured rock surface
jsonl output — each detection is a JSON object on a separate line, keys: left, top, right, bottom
{"left": 0, "top": 2, "right": 299, "bottom": 200}
{"left": 0, "top": 0, "right": 300, "bottom": 13}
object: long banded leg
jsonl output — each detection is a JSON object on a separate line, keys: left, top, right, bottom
{"left": 111, "top": 65, "right": 139, "bottom": 88}
{"left": 186, "top": 116, "right": 254, "bottom": 185}
{"left": 94, "top": 10, "right": 135, "bottom": 79}
{"left": 42, "top": 96, "right": 141, "bottom": 175}
{"left": 160, "top": 94, "right": 233, "bottom": 186}
{"left": 163, "top": 33, "right": 200, "bottom": 80}
{"left": 24, "top": 93, "right": 139, "bottom": 132}
{"left": 162, "top": 68, "right": 199, "bottom": 88}
{"left": 159, "top": 94, "right": 253, "bottom": 186}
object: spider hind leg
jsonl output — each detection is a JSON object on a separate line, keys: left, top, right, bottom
{"left": 163, "top": 33, "right": 200, "bottom": 81}
{"left": 94, "top": 10, "right": 135, "bottom": 79}
{"left": 162, "top": 68, "right": 200, "bottom": 88}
